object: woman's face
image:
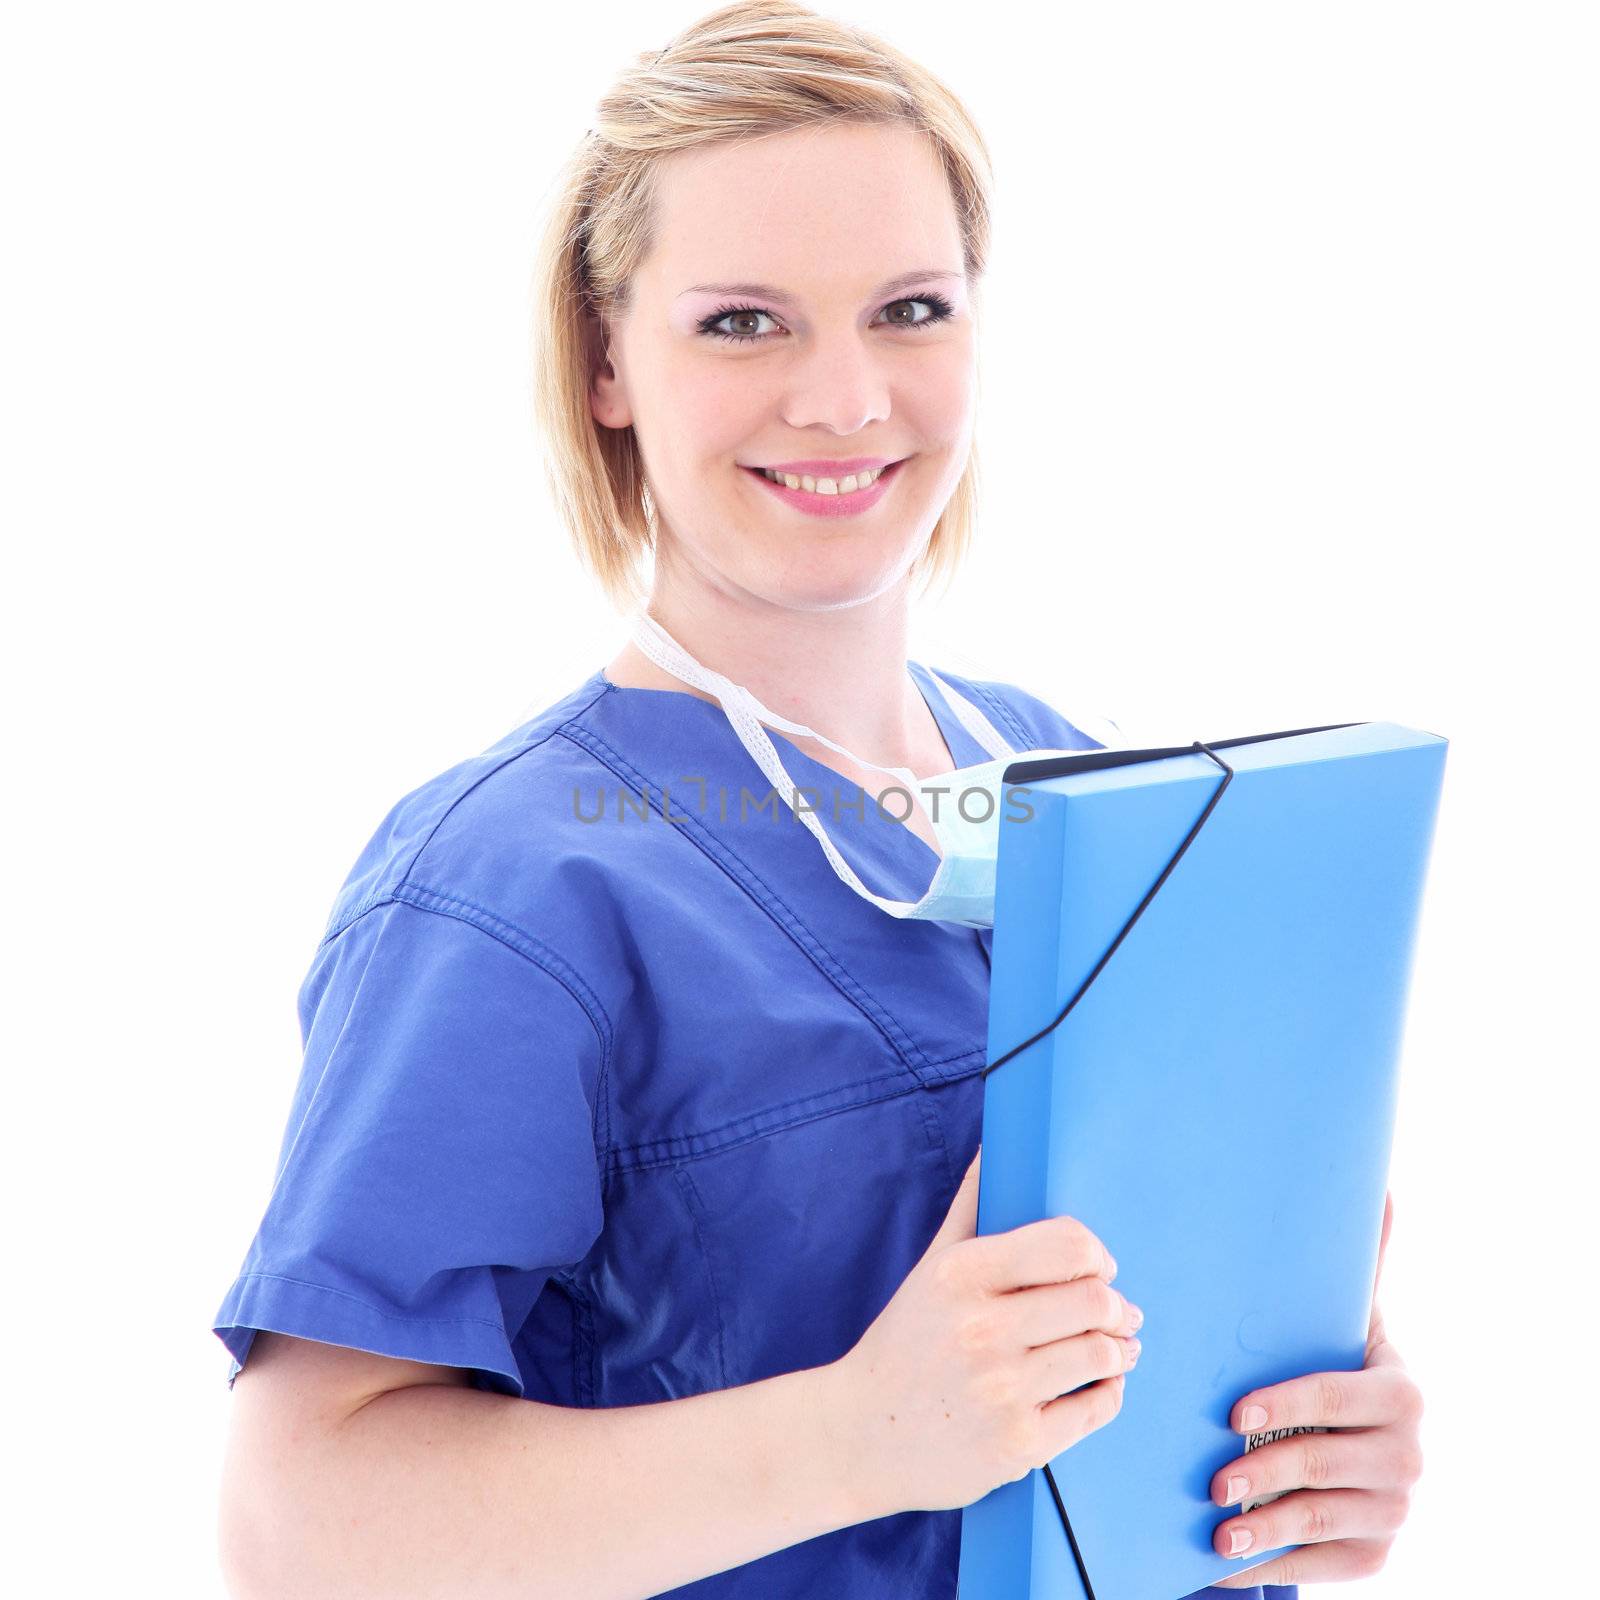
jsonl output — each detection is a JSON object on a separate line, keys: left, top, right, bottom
{"left": 591, "top": 121, "right": 978, "bottom": 613}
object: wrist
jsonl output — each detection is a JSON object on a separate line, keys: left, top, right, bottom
{"left": 796, "top": 1355, "right": 894, "bottom": 1529}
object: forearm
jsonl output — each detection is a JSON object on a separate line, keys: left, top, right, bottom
{"left": 225, "top": 1358, "right": 881, "bottom": 1600}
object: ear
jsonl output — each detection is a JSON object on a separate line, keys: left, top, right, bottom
{"left": 585, "top": 311, "right": 633, "bottom": 430}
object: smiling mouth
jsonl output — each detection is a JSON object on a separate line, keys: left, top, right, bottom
{"left": 739, "top": 459, "right": 907, "bottom": 496}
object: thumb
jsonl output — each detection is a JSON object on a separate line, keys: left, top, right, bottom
{"left": 923, "top": 1145, "right": 982, "bottom": 1260}
{"left": 1367, "top": 1188, "right": 1394, "bottom": 1350}
{"left": 1374, "top": 1187, "right": 1394, "bottom": 1301}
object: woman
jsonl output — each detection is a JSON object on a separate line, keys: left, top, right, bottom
{"left": 213, "top": 5, "right": 1423, "bottom": 1596}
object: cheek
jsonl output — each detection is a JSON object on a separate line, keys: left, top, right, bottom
{"left": 902, "top": 345, "right": 977, "bottom": 440}
{"left": 655, "top": 364, "right": 765, "bottom": 461}
{"left": 644, "top": 340, "right": 976, "bottom": 471}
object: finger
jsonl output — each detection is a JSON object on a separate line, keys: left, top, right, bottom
{"left": 1037, "top": 1369, "right": 1127, "bottom": 1453}
{"left": 1210, "top": 1424, "right": 1424, "bottom": 1508}
{"left": 1231, "top": 1363, "right": 1420, "bottom": 1433}
{"left": 1008, "top": 1274, "right": 1142, "bottom": 1349}
{"left": 1210, "top": 1536, "right": 1392, "bottom": 1588}
{"left": 980, "top": 1211, "right": 1118, "bottom": 1295}
{"left": 923, "top": 1146, "right": 982, "bottom": 1258}
{"left": 1214, "top": 1486, "right": 1406, "bottom": 1565}
{"left": 1364, "top": 1328, "right": 1411, "bottom": 1374}
{"left": 1029, "top": 1319, "right": 1141, "bottom": 1407}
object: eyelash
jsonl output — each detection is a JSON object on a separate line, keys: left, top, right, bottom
{"left": 697, "top": 292, "right": 957, "bottom": 344}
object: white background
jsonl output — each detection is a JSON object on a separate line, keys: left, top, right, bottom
{"left": 5, "top": 2, "right": 1594, "bottom": 1593}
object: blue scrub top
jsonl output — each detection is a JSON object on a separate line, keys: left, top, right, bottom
{"left": 213, "top": 661, "right": 1295, "bottom": 1600}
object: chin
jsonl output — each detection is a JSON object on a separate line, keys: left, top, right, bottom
{"left": 757, "top": 546, "right": 923, "bottom": 614}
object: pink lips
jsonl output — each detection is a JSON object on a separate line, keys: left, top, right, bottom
{"left": 742, "top": 457, "right": 906, "bottom": 519}
{"left": 748, "top": 456, "right": 897, "bottom": 476}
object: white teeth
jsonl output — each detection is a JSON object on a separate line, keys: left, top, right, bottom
{"left": 759, "top": 464, "right": 889, "bottom": 494}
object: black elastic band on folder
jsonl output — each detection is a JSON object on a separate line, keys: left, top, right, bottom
{"left": 980, "top": 738, "right": 1234, "bottom": 1085}
{"left": 976, "top": 722, "right": 1361, "bottom": 1597}
{"left": 982, "top": 721, "right": 1361, "bottom": 1086}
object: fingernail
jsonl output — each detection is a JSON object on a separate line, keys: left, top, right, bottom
{"left": 1130, "top": 1305, "right": 1144, "bottom": 1330}
{"left": 1124, "top": 1338, "right": 1141, "bottom": 1366}
{"left": 1228, "top": 1526, "right": 1254, "bottom": 1556}
{"left": 1224, "top": 1475, "right": 1249, "bottom": 1505}
{"left": 1240, "top": 1404, "right": 1268, "bottom": 1432}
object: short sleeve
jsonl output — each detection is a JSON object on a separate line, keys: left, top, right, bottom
{"left": 212, "top": 894, "right": 608, "bottom": 1398}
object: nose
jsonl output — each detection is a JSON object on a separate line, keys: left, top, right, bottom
{"left": 779, "top": 335, "right": 893, "bottom": 437}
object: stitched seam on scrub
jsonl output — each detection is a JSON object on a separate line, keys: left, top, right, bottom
{"left": 395, "top": 678, "right": 613, "bottom": 904}
{"left": 325, "top": 680, "right": 614, "bottom": 944}
{"left": 579, "top": 1278, "right": 599, "bottom": 1407}
{"left": 562, "top": 719, "right": 928, "bottom": 1075}
{"left": 554, "top": 1269, "right": 598, "bottom": 1407}
{"left": 918, "top": 1042, "right": 990, "bottom": 1072}
{"left": 557, "top": 718, "right": 934, "bottom": 1083}
{"left": 671, "top": 1163, "right": 730, "bottom": 1391}
{"left": 616, "top": 1080, "right": 910, "bottom": 1167}
{"left": 945, "top": 673, "right": 1035, "bottom": 748}
{"left": 384, "top": 884, "right": 616, "bottom": 1159}
{"left": 609, "top": 1060, "right": 946, "bottom": 1159}
{"left": 257, "top": 899, "right": 413, "bottom": 1224}
{"left": 611, "top": 1080, "right": 953, "bottom": 1174}
{"left": 226, "top": 1271, "right": 510, "bottom": 1332}
{"left": 910, "top": 1081, "right": 958, "bottom": 1195}
{"left": 338, "top": 888, "right": 983, "bottom": 1175}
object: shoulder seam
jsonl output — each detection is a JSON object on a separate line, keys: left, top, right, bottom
{"left": 322, "top": 679, "right": 615, "bottom": 948}
{"left": 379, "top": 883, "right": 616, "bottom": 1158}
{"left": 394, "top": 678, "right": 614, "bottom": 903}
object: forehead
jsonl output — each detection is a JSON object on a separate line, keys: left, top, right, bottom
{"left": 639, "top": 123, "right": 964, "bottom": 300}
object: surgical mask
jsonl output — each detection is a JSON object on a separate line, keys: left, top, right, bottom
{"left": 628, "top": 610, "right": 1097, "bottom": 928}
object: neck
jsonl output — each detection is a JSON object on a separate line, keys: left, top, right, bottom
{"left": 603, "top": 565, "right": 944, "bottom": 776}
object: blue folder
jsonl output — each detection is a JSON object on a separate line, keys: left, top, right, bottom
{"left": 955, "top": 721, "right": 1447, "bottom": 1600}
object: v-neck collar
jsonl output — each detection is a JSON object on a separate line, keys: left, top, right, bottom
{"left": 567, "top": 661, "right": 1000, "bottom": 1081}
{"left": 587, "top": 658, "right": 1000, "bottom": 871}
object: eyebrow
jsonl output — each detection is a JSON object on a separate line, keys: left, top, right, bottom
{"left": 678, "top": 269, "right": 963, "bottom": 304}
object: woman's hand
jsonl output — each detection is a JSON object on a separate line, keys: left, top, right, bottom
{"left": 828, "top": 1146, "right": 1144, "bottom": 1520}
{"left": 1210, "top": 1189, "right": 1424, "bottom": 1587}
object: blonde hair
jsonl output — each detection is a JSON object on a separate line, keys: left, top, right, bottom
{"left": 530, "top": 0, "right": 995, "bottom": 614}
